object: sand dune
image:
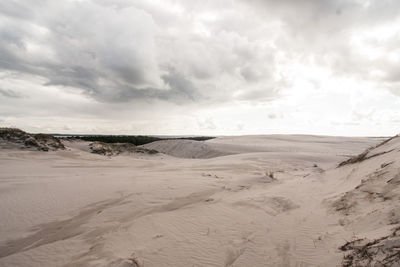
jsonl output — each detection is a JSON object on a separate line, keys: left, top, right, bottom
{"left": 1, "top": 133, "right": 399, "bottom": 266}
{"left": 141, "top": 139, "right": 230, "bottom": 159}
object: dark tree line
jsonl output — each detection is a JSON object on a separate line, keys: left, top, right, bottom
{"left": 76, "top": 135, "right": 214, "bottom": 146}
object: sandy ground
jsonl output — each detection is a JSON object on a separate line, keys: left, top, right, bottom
{"left": 0, "top": 134, "right": 399, "bottom": 266}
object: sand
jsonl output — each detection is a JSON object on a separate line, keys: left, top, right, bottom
{"left": 1, "top": 134, "right": 399, "bottom": 266}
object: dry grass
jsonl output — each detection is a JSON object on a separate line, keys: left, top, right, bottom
{"left": 89, "top": 141, "right": 158, "bottom": 156}
{"left": 338, "top": 135, "right": 399, "bottom": 167}
{"left": 340, "top": 226, "right": 400, "bottom": 267}
{"left": 0, "top": 127, "right": 65, "bottom": 151}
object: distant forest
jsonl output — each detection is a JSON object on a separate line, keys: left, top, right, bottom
{"left": 74, "top": 135, "right": 215, "bottom": 146}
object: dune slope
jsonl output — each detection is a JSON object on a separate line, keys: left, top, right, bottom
{"left": 1, "top": 134, "right": 398, "bottom": 267}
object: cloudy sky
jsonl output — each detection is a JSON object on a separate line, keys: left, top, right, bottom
{"left": 0, "top": 0, "right": 399, "bottom": 136}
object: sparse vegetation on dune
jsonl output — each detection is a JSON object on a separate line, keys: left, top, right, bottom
{"left": 89, "top": 141, "right": 158, "bottom": 156}
{"left": 340, "top": 226, "right": 400, "bottom": 267}
{"left": 332, "top": 133, "right": 400, "bottom": 266}
{"left": 0, "top": 128, "right": 65, "bottom": 151}
{"left": 338, "top": 134, "right": 399, "bottom": 167}
{"left": 0, "top": 128, "right": 215, "bottom": 155}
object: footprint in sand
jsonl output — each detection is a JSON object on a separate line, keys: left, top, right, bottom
{"left": 224, "top": 246, "right": 245, "bottom": 267}
{"left": 276, "top": 241, "right": 291, "bottom": 267}
{"left": 224, "top": 235, "right": 253, "bottom": 267}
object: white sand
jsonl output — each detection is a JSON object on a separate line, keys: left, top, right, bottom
{"left": 141, "top": 139, "right": 230, "bottom": 158}
{"left": 1, "top": 134, "right": 399, "bottom": 266}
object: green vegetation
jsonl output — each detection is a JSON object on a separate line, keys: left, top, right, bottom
{"left": 75, "top": 135, "right": 215, "bottom": 146}
{"left": 79, "top": 135, "right": 161, "bottom": 146}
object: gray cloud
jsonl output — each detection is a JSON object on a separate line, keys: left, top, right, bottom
{"left": 0, "top": 88, "right": 22, "bottom": 98}
{"left": 245, "top": 0, "right": 400, "bottom": 31}
{"left": 0, "top": 0, "right": 284, "bottom": 104}
{"left": 0, "top": 0, "right": 186, "bottom": 103}
{"left": 105, "top": 71, "right": 202, "bottom": 103}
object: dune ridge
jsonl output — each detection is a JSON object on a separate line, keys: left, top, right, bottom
{"left": 0, "top": 128, "right": 65, "bottom": 151}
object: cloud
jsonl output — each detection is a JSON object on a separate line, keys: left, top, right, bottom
{"left": 198, "top": 117, "right": 217, "bottom": 130}
{"left": 0, "top": 1, "right": 169, "bottom": 101}
{"left": 0, "top": 0, "right": 399, "bottom": 135}
{"left": 0, "top": 0, "right": 282, "bottom": 104}
{"left": 105, "top": 71, "right": 202, "bottom": 103}
{"left": 241, "top": 0, "right": 400, "bottom": 90}
{"left": 0, "top": 88, "right": 22, "bottom": 98}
